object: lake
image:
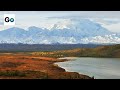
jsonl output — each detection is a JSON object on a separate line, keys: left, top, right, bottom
{"left": 56, "top": 57, "right": 120, "bottom": 79}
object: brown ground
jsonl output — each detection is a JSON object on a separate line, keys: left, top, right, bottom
{"left": 0, "top": 53, "right": 92, "bottom": 79}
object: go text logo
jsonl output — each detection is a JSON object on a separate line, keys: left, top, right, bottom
{"left": 4, "top": 14, "right": 15, "bottom": 25}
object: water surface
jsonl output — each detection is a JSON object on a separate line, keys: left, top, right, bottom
{"left": 56, "top": 57, "right": 120, "bottom": 79}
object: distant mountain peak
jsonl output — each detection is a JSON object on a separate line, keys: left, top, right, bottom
{"left": 0, "top": 18, "right": 119, "bottom": 44}
{"left": 28, "top": 26, "right": 40, "bottom": 29}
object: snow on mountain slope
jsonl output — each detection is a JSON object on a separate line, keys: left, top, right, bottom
{"left": 81, "top": 34, "right": 120, "bottom": 44}
{"left": 0, "top": 18, "right": 119, "bottom": 44}
{"left": 50, "top": 18, "right": 112, "bottom": 38}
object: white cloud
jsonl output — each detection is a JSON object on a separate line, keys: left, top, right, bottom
{"left": 88, "top": 18, "right": 120, "bottom": 33}
{"left": 102, "top": 23, "right": 120, "bottom": 33}
{"left": 0, "top": 11, "right": 120, "bottom": 33}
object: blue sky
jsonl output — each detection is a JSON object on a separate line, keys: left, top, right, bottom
{"left": 0, "top": 11, "right": 120, "bottom": 32}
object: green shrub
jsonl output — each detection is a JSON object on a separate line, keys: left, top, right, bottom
{"left": 0, "top": 70, "right": 26, "bottom": 77}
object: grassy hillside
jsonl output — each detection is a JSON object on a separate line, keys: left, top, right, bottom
{"left": 31, "top": 44, "right": 120, "bottom": 58}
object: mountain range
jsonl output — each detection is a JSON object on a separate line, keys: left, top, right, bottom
{"left": 0, "top": 18, "right": 120, "bottom": 44}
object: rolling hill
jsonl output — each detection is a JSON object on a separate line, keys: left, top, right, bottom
{"left": 32, "top": 44, "right": 120, "bottom": 58}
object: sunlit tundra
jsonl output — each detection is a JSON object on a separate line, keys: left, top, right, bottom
{"left": 0, "top": 11, "right": 120, "bottom": 79}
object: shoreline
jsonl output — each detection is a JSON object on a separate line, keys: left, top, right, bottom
{"left": 52, "top": 57, "right": 93, "bottom": 79}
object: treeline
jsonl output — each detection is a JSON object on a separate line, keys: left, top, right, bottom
{"left": 0, "top": 43, "right": 103, "bottom": 52}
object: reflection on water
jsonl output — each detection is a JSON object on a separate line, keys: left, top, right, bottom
{"left": 56, "top": 57, "right": 120, "bottom": 79}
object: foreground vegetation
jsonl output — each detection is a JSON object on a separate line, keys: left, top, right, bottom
{"left": 0, "top": 54, "right": 92, "bottom": 79}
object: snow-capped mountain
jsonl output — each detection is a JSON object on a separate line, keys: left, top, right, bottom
{"left": 0, "top": 18, "right": 119, "bottom": 44}
{"left": 81, "top": 34, "right": 120, "bottom": 44}
{"left": 50, "top": 18, "right": 112, "bottom": 38}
